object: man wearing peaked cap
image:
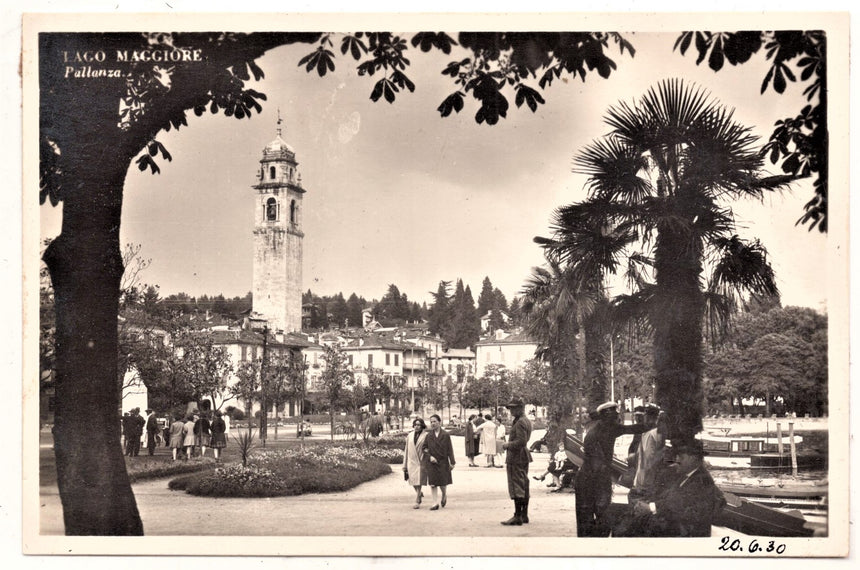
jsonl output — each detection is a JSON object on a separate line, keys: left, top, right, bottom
{"left": 575, "top": 400, "right": 649, "bottom": 537}
{"left": 500, "top": 397, "right": 532, "bottom": 526}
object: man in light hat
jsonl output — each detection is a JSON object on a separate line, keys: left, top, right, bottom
{"left": 500, "top": 397, "right": 532, "bottom": 526}
{"left": 575, "top": 401, "right": 649, "bottom": 537}
{"left": 629, "top": 406, "right": 668, "bottom": 503}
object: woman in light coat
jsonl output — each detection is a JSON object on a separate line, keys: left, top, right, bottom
{"left": 475, "top": 414, "right": 498, "bottom": 467}
{"left": 182, "top": 414, "right": 197, "bottom": 459}
{"left": 402, "top": 417, "right": 428, "bottom": 508}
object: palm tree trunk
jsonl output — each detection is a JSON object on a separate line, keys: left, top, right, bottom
{"left": 652, "top": 220, "right": 705, "bottom": 445}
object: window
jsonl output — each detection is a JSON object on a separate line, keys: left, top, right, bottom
{"left": 385, "top": 354, "right": 390, "bottom": 366}
{"left": 241, "top": 346, "right": 247, "bottom": 361}
{"left": 290, "top": 200, "right": 297, "bottom": 223}
{"left": 368, "top": 354, "right": 373, "bottom": 367}
{"left": 270, "top": 165, "right": 276, "bottom": 179}
{"left": 348, "top": 355, "right": 353, "bottom": 366}
{"left": 266, "top": 198, "right": 277, "bottom": 221}
{"left": 394, "top": 354, "right": 399, "bottom": 366}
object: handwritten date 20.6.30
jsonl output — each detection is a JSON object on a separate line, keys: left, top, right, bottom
{"left": 718, "top": 537, "right": 787, "bottom": 554}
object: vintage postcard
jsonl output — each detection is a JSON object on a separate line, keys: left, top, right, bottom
{"left": 21, "top": 10, "right": 850, "bottom": 559}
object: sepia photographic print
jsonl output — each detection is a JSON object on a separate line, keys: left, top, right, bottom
{"left": 20, "top": 9, "right": 850, "bottom": 559}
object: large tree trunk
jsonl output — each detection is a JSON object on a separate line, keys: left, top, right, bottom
{"left": 652, "top": 220, "right": 705, "bottom": 445}
{"left": 584, "top": 315, "right": 607, "bottom": 409}
{"left": 44, "top": 155, "right": 143, "bottom": 535}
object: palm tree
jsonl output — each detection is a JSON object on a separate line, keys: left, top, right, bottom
{"left": 520, "top": 258, "right": 598, "bottom": 444}
{"left": 544, "top": 79, "right": 787, "bottom": 445}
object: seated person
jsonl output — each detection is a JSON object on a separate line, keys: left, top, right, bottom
{"left": 610, "top": 440, "right": 726, "bottom": 537}
{"left": 533, "top": 441, "right": 578, "bottom": 490}
{"left": 528, "top": 435, "right": 548, "bottom": 453}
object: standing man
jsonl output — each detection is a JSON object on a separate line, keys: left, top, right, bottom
{"left": 132, "top": 408, "right": 146, "bottom": 457}
{"left": 144, "top": 409, "right": 159, "bottom": 456}
{"left": 423, "top": 414, "right": 455, "bottom": 510}
{"left": 121, "top": 412, "right": 132, "bottom": 456}
{"left": 501, "top": 397, "right": 532, "bottom": 526}
{"left": 575, "top": 401, "right": 649, "bottom": 537}
{"left": 629, "top": 407, "right": 668, "bottom": 503}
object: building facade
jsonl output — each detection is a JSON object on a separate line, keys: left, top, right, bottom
{"left": 251, "top": 125, "right": 305, "bottom": 333}
{"left": 474, "top": 330, "right": 539, "bottom": 379}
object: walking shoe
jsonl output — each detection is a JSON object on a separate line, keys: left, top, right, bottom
{"left": 500, "top": 516, "right": 523, "bottom": 526}
{"left": 429, "top": 505, "right": 440, "bottom": 511}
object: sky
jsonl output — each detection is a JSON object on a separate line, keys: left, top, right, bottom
{"left": 38, "top": 26, "right": 832, "bottom": 312}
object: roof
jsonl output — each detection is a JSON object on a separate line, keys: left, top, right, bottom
{"left": 475, "top": 331, "right": 537, "bottom": 346}
{"left": 440, "top": 348, "right": 476, "bottom": 359}
{"left": 264, "top": 134, "right": 295, "bottom": 156}
{"left": 343, "top": 334, "right": 427, "bottom": 352}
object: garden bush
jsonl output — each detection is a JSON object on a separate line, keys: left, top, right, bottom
{"left": 169, "top": 442, "right": 399, "bottom": 498}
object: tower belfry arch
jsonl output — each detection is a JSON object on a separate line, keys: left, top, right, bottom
{"left": 251, "top": 119, "right": 305, "bottom": 333}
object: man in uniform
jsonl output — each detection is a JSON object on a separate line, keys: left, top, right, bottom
{"left": 574, "top": 401, "right": 649, "bottom": 536}
{"left": 500, "top": 397, "right": 533, "bottom": 526}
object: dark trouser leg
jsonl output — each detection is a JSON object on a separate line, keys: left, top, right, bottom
{"left": 593, "top": 481, "right": 613, "bottom": 537}
{"left": 575, "top": 485, "right": 595, "bottom": 537}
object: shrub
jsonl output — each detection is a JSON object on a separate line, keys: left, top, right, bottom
{"left": 233, "top": 429, "right": 257, "bottom": 467}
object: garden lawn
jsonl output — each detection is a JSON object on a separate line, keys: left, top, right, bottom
{"left": 168, "top": 437, "right": 405, "bottom": 498}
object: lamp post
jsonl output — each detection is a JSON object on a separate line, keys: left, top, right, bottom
{"left": 260, "top": 324, "right": 268, "bottom": 448}
{"left": 610, "top": 334, "right": 615, "bottom": 403}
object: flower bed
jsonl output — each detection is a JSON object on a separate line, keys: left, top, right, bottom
{"left": 168, "top": 441, "right": 403, "bottom": 497}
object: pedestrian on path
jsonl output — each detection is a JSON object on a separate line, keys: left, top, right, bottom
{"left": 423, "top": 414, "right": 455, "bottom": 510}
{"left": 182, "top": 414, "right": 197, "bottom": 459}
{"left": 475, "top": 414, "right": 498, "bottom": 467}
{"left": 402, "top": 417, "right": 428, "bottom": 508}
{"left": 194, "top": 412, "right": 211, "bottom": 458}
{"left": 501, "top": 397, "right": 533, "bottom": 526}
{"left": 464, "top": 415, "right": 479, "bottom": 466}
{"left": 144, "top": 409, "right": 159, "bottom": 456}
{"left": 210, "top": 410, "right": 227, "bottom": 462}
{"left": 495, "top": 418, "right": 507, "bottom": 468}
{"left": 169, "top": 415, "right": 185, "bottom": 460}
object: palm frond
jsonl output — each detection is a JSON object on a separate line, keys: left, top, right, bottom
{"left": 574, "top": 136, "right": 653, "bottom": 205}
{"left": 702, "top": 291, "right": 736, "bottom": 350}
{"left": 708, "top": 235, "right": 779, "bottom": 301}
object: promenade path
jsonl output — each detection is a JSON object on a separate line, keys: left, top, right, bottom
{"left": 39, "top": 434, "right": 583, "bottom": 538}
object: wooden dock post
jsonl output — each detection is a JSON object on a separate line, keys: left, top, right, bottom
{"left": 788, "top": 421, "right": 798, "bottom": 475}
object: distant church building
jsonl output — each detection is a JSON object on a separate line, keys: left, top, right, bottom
{"left": 251, "top": 122, "right": 305, "bottom": 333}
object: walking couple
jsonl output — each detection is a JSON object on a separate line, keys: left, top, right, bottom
{"left": 403, "top": 414, "right": 456, "bottom": 510}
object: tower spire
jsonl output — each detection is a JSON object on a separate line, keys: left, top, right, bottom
{"left": 276, "top": 108, "right": 283, "bottom": 137}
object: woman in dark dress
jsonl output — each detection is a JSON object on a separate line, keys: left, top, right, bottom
{"left": 464, "top": 414, "right": 478, "bottom": 467}
{"left": 194, "top": 413, "right": 212, "bottom": 458}
{"left": 422, "top": 414, "right": 456, "bottom": 510}
{"left": 210, "top": 410, "right": 227, "bottom": 462}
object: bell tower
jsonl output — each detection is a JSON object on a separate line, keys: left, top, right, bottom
{"left": 251, "top": 118, "right": 305, "bottom": 333}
